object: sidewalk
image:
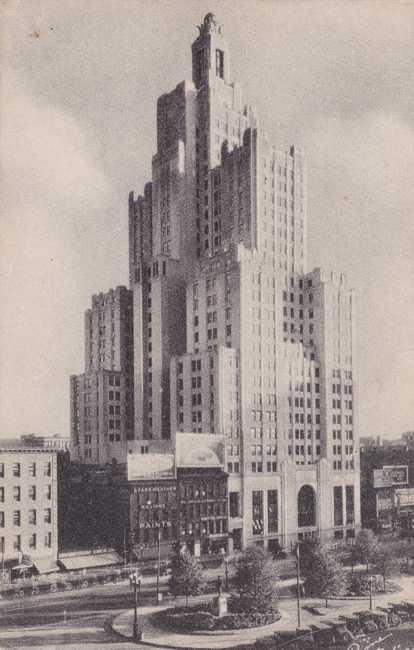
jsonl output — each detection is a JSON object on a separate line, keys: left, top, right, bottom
{"left": 111, "top": 576, "right": 414, "bottom": 649}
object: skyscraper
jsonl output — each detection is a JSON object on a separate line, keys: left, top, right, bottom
{"left": 129, "top": 13, "right": 360, "bottom": 549}
{"left": 70, "top": 286, "right": 134, "bottom": 464}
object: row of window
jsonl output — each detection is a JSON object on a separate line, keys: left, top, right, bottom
{"left": 251, "top": 461, "right": 278, "bottom": 473}
{"left": 0, "top": 508, "right": 51, "bottom": 526}
{"left": 0, "top": 462, "right": 51, "bottom": 479}
{"left": 3, "top": 532, "right": 52, "bottom": 551}
{"left": 251, "top": 445, "right": 277, "bottom": 456}
{"left": 0, "top": 485, "right": 51, "bottom": 502}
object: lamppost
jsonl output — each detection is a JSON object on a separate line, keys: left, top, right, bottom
{"left": 220, "top": 547, "right": 229, "bottom": 591}
{"left": 295, "top": 541, "right": 301, "bottom": 629}
{"left": 156, "top": 524, "right": 162, "bottom": 603}
{"left": 368, "top": 575, "right": 374, "bottom": 611}
{"left": 129, "top": 571, "right": 142, "bottom": 642}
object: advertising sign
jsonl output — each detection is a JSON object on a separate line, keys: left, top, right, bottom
{"left": 127, "top": 453, "right": 175, "bottom": 481}
{"left": 175, "top": 432, "right": 225, "bottom": 468}
{"left": 373, "top": 465, "right": 408, "bottom": 488}
{"left": 395, "top": 488, "right": 414, "bottom": 507}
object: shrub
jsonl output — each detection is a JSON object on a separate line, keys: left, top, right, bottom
{"left": 348, "top": 573, "right": 382, "bottom": 595}
{"left": 154, "top": 603, "right": 280, "bottom": 632}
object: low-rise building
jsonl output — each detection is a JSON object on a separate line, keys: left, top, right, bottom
{"left": 128, "top": 432, "right": 228, "bottom": 560}
{"left": 360, "top": 445, "right": 414, "bottom": 535}
{"left": 0, "top": 439, "right": 58, "bottom": 580}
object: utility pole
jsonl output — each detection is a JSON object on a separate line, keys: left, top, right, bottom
{"left": 156, "top": 526, "right": 161, "bottom": 603}
{"left": 296, "top": 541, "right": 301, "bottom": 629}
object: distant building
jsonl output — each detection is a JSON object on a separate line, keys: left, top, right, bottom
{"left": 359, "top": 436, "right": 381, "bottom": 450}
{"left": 360, "top": 445, "right": 414, "bottom": 535}
{"left": 21, "top": 434, "right": 70, "bottom": 451}
{"left": 70, "top": 286, "right": 134, "bottom": 464}
{"left": 0, "top": 439, "right": 58, "bottom": 579}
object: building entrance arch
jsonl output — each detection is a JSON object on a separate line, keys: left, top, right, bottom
{"left": 297, "top": 485, "right": 316, "bottom": 528}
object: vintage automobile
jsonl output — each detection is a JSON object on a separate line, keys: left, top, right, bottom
{"left": 376, "top": 605, "right": 401, "bottom": 627}
{"left": 352, "top": 611, "right": 379, "bottom": 634}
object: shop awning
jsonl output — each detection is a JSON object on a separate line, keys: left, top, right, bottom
{"left": 33, "top": 558, "right": 60, "bottom": 574}
{"left": 11, "top": 562, "right": 33, "bottom": 572}
{"left": 59, "top": 552, "right": 122, "bottom": 571}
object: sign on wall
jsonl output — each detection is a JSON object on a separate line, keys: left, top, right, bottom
{"left": 175, "top": 432, "right": 225, "bottom": 468}
{"left": 395, "top": 488, "right": 414, "bottom": 507}
{"left": 127, "top": 453, "right": 175, "bottom": 481}
{"left": 373, "top": 465, "right": 408, "bottom": 488}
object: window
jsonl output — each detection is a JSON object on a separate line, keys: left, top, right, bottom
{"left": 28, "top": 462, "right": 36, "bottom": 477}
{"left": 252, "top": 490, "right": 264, "bottom": 535}
{"left": 267, "top": 489, "right": 278, "bottom": 533}
{"left": 0, "top": 512, "right": 4, "bottom": 527}
{"left": 13, "top": 510, "right": 21, "bottom": 526}
{"left": 13, "top": 535, "right": 21, "bottom": 551}
{"left": 0, "top": 463, "right": 4, "bottom": 477}
{"left": 229, "top": 492, "right": 240, "bottom": 518}
{"left": 216, "top": 49, "right": 224, "bottom": 78}
{"left": 13, "top": 486, "right": 21, "bottom": 502}
{"left": 12, "top": 463, "right": 21, "bottom": 477}
{"left": 44, "top": 485, "right": 51, "bottom": 500}
{"left": 44, "top": 532, "right": 52, "bottom": 548}
{"left": 29, "top": 509, "right": 37, "bottom": 525}
{"left": 334, "top": 486, "right": 343, "bottom": 526}
{"left": 29, "top": 533, "right": 37, "bottom": 550}
{"left": 0, "top": 487, "right": 3, "bottom": 502}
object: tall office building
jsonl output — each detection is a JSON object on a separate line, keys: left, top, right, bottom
{"left": 70, "top": 286, "right": 134, "bottom": 464}
{"left": 129, "top": 13, "right": 360, "bottom": 550}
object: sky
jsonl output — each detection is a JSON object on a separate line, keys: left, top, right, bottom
{"left": 1, "top": 0, "right": 413, "bottom": 440}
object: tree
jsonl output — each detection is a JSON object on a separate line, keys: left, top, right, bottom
{"left": 299, "top": 537, "right": 320, "bottom": 575}
{"left": 352, "top": 529, "right": 379, "bottom": 573}
{"left": 168, "top": 547, "right": 204, "bottom": 606}
{"left": 373, "top": 548, "right": 400, "bottom": 591}
{"left": 233, "top": 545, "right": 279, "bottom": 613}
{"left": 302, "top": 544, "right": 345, "bottom": 607}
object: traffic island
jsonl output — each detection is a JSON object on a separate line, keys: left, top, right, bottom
{"left": 110, "top": 602, "right": 286, "bottom": 649}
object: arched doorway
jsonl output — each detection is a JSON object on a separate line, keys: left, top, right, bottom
{"left": 297, "top": 485, "right": 316, "bottom": 528}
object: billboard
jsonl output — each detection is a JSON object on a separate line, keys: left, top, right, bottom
{"left": 127, "top": 453, "right": 175, "bottom": 481}
{"left": 373, "top": 465, "right": 408, "bottom": 488}
{"left": 395, "top": 488, "right": 414, "bottom": 507}
{"left": 175, "top": 432, "right": 225, "bottom": 469}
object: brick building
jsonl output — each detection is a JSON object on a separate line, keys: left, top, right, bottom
{"left": 360, "top": 445, "right": 414, "bottom": 535}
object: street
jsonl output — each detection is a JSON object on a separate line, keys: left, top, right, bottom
{"left": 0, "top": 581, "right": 163, "bottom": 650}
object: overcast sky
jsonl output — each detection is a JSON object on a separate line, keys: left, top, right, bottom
{"left": 1, "top": 0, "right": 413, "bottom": 441}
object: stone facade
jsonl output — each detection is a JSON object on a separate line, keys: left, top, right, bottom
{"left": 0, "top": 440, "right": 58, "bottom": 572}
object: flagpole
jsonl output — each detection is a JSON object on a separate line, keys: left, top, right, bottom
{"left": 296, "top": 541, "right": 301, "bottom": 629}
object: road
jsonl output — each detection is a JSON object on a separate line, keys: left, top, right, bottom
{"left": 0, "top": 580, "right": 164, "bottom": 650}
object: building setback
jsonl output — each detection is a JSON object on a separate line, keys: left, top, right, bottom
{"left": 70, "top": 285, "right": 134, "bottom": 464}
{"left": 70, "top": 13, "right": 360, "bottom": 551}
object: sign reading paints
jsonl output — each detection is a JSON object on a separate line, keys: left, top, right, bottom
{"left": 127, "top": 453, "right": 175, "bottom": 481}
{"left": 373, "top": 465, "right": 408, "bottom": 488}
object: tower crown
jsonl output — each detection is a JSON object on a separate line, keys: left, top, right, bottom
{"left": 198, "top": 13, "right": 223, "bottom": 36}
{"left": 192, "top": 13, "right": 229, "bottom": 88}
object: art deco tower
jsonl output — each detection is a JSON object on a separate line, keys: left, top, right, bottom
{"left": 128, "top": 13, "right": 360, "bottom": 549}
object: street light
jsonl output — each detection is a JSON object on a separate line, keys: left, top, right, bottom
{"left": 220, "top": 547, "right": 229, "bottom": 591}
{"left": 368, "top": 575, "right": 374, "bottom": 611}
{"left": 129, "top": 571, "right": 142, "bottom": 642}
{"left": 295, "top": 541, "right": 301, "bottom": 629}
